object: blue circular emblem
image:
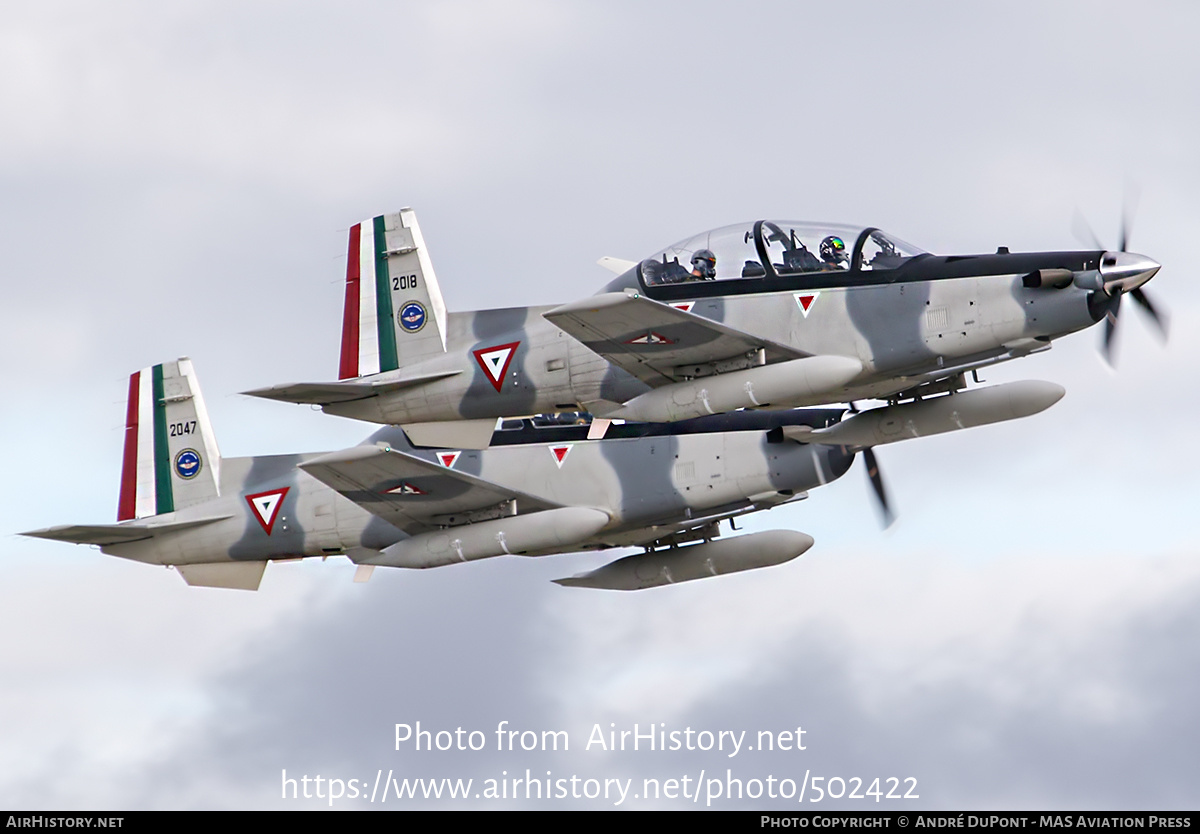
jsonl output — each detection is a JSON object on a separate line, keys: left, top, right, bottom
{"left": 175, "top": 448, "right": 202, "bottom": 480}
{"left": 398, "top": 301, "right": 427, "bottom": 333}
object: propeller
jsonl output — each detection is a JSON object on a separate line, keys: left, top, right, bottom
{"left": 862, "top": 446, "right": 894, "bottom": 529}
{"left": 1129, "top": 286, "right": 1166, "bottom": 334}
{"left": 1101, "top": 292, "right": 1122, "bottom": 365}
{"left": 847, "top": 402, "right": 894, "bottom": 528}
{"left": 1074, "top": 200, "right": 1167, "bottom": 365}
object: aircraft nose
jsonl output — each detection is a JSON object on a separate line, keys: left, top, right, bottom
{"left": 1099, "top": 250, "right": 1160, "bottom": 293}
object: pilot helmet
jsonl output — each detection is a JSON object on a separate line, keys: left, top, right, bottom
{"left": 820, "top": 235, "right": 847, "bottom": 266}
{"left": 691, "top": 248, "right": 717, "bottom": 279}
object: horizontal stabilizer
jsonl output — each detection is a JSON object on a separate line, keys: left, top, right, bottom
{"left": 243, "top": 369, "right": 461, "bottom": 406}
{"left": 243, "top": 381, "right": 378, "bottom": 405}
{"left": 23, "top": 515, "right": 233, "bottom": 547}
{"left": 176, "top": 561, "right": 266, "bottom": 590}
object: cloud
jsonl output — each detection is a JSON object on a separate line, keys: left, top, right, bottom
{"left": 4, "top": 0, "right": 1199, "bottom": 811}
{"left": 9, "top": 547, "right": 1182, "bottom": 810}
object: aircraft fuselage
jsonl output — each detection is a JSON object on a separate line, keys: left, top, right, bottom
{"left": 101, "top": 413, "right": 852, "bottom": 569}
{"left": 321, "top": 254, "right": 1099, "bottom": 425}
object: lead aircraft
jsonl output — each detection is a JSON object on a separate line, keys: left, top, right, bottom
{"left": 24, "top": 359, "right": 1064, "bottom": 590}
{"left": 246, "top": 210, "right": 1163, "bottom": 449}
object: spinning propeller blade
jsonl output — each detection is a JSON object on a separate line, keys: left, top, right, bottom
{"left": 1076, "top": 197, "right": 1166, "bottom": 365}
{"left": 1118, "top": 185, "right": 1138, "bottom": 255}
{"left": 847, "top": 402, "right": 894, "bottom": 528}
{"left": 862, "top": 447, "right": 894, "bottom": 529}
{"left": 1129, "top": 287, "right": 1168, "bottom": 338}
{"left": 1101, "top": 293, "right": 1121, "bottom": 366}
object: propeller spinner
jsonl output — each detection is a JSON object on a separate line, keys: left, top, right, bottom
{"left": 1075, "top": 208, "right": 1166, "bottom": 364}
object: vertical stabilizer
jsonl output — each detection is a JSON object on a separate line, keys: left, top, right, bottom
{"left": 117, "top": 358, "right": 222, "bottom": 520}
{"left": 338, "top": 209, "right": 449, "bottom": 380}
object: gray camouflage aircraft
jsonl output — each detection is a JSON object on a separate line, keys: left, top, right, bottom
{"left": 24, "top": 358, "right": 1064, "bottom": 591}
{"left": 246, "top": 210, "right": 1163, "bottom": 448}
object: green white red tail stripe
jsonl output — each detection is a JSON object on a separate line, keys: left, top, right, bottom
{"left": 117, "top": 371, "right": 143, "bottom": 520}
{"left": 339, "top": 216, "right": 398, "bottom": 378}
{"left": 117, "top": 359, "right": 222, "bottom": 520}
{"left": 337, "top": 210, "right": 448, "bottom": 380}
{"left": 117, "top": 365, "right": 172, "bottom": 519}
{"left": 337, "top": 223, "right": 363, "bottom": 380}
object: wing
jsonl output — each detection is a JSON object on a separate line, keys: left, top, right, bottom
{"left": 299, "top": 444, "right": 560, "bottom": 534}
{"left": 544, "top": 289, "right": 806, "bottom": 386}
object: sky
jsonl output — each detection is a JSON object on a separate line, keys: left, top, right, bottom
{"left": 2, "top": 0, "right": 1199, "bottom": 810}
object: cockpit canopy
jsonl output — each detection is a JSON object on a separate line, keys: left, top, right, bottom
{"left": 639, "top": 221, "right": 927, "bottom": 287}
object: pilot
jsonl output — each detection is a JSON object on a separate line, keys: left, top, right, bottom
{"left": 690, "top": 249, "right": 717, "bottom": 279}
{"left": 819, "top": 236, "right": 848, "bottom": 270}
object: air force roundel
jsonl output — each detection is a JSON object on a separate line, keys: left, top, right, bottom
{"left": 398, "top": 301, "right": 427, "bottom": 333}
{"left": 174, "top": 448, "right": 202, "bottom": 479}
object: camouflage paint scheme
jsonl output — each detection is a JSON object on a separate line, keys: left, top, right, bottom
{"left": 28, "top": 204, "right": 1151, "bottom": 590}
{"left": 25, "top": 360, "right": 860, "bottom": 590}
{"left": 245, "top": 211, "right": 1159, "bottom": 436}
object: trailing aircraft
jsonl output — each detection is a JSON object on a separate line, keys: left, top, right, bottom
{"left": 24, "top": 358, "right": 1065, "bottom": 591}
{"left": 245, "top": 210, "right": 1163, "bottom": 449}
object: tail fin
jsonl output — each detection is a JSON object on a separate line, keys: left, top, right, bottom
{"left": 117, "top": 358, "right": 221, "bottom": 520}
{"left": 338, "top": 208, "right": 449, "bottom": 380}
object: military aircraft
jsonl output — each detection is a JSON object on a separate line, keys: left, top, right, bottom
{"left": 24, "top": 358, "right": 1065, "bottom": 591}
{"left": 245, "top": 209, "right": 1163, "bottom": 449}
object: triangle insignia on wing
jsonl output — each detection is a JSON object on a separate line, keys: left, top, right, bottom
{"left": 245, "top": 487, "right": 289, "bottom": 535}
{"left": 549, "top": 444, "right": 573, "bottom": 468}
{"left": 385, "top": 481, "right": 427, "bottom": 495}
{"left": 625, "top": 331, "right": 674, "bottom": 345}
{"left": 794, "top": 292, "right": 820, "bottom": 318}
{"left": 472, "top": 341, "right": 521, "bottom": 392}
{"left": 437, "top": 451, "right": 461, "bottom": 469}
{"left": 671, "top": 302, "right": 695, "bottom": 313}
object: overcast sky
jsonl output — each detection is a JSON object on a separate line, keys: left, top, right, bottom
{"left": 2, "top": 0, "right": 1199, "bottom": 810}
